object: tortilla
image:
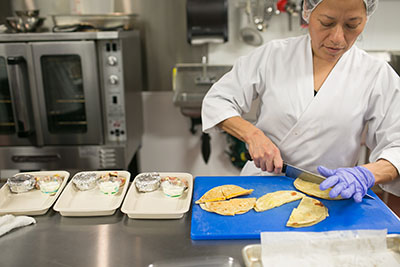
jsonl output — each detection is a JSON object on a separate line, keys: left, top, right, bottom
{"left": 286, "top": 196, "right": 329, "bottom": 228}
{"left": 293, "top": 178, "right": 342, "bottom": 200}
{"left": 195, "top": 184, "right": 254, "bottom": 204}
{"left": 254, "top": 190, "right": 305, "bottom": 212}
{"left": 200, "top": 198, "right": 256, "bottom": 216}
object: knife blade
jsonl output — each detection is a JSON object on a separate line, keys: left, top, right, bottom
{"left": 244, "top": 152, "right": 374, "bottom": 200}
{"left": 283, "top": 162, "right": 375, "bottom": 200}
{"left": 283, "top": 163, "right": 327, "bottom": 184}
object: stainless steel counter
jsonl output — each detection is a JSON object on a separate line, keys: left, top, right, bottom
{"left": 0, "top": 208, "right": 257, "bottom": 267}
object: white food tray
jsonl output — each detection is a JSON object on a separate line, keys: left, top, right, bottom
{"left": 53, "top": 171, "right": 130, "bottom": 217}
{"left": 121, "top": 172, "right": 193, "bottom": 219}
{"left": 0, "top": 171, "right": 70, "bottom": 216}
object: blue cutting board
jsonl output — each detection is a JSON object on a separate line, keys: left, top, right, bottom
{"left": 190, "top": 176, "right": 400, "bottom": 240}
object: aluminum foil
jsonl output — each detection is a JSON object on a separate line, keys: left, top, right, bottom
{"left": 135, "top": 172, "right": 161, "bottom": 192}
{"left": 72, "top": 172, "right": 98, "bottom": 191}
{"left": 7, "top": 174, "right": 36, "bottom": 193}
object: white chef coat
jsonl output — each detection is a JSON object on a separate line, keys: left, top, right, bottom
{"left": 202, "top": 34, "right": 400, "bottom": 196}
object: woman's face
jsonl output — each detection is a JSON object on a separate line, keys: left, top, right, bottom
{"left": 308, "top": 0, "right": 367, "bottom": 63}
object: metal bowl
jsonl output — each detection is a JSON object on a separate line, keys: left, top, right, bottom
{"left": 15, "top": 9, "right": 40, "bottom": 17}
{"left": 5, "top": 16, "right": 45, "bottom": 33}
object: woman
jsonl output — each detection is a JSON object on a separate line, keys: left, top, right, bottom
{"left": 202, "top": 0, "right": 400, "bottom": 202}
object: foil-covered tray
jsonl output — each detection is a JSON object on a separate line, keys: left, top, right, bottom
{"left": 53, "top": 171, "right": 130, "bottom": 217}
{"left": 121, "top": 172, "right": 193, "bottom": 219}
{"left": 0, "top": 171, "right": 69, "bottom": 216}
{"left": 242, "top": 234, "right": 400, "bottom": 267}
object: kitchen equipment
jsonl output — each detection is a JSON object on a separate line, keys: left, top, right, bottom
{"left": 0, "top": 171, "right": 69, "bottom": 216}
{"left": 186, "top": 0, "right": 228, "bottom": 45}
{"left": 121, "top": 172, "right": 193, "bottom": 219}
{"left": 51, "top": 13, "right": 137, "bottom": 32}
{"left": 15, "top": 9, "right": 40, "bottom": 17}
{"left": 0, "top": 31, "right": 143, "bottom": 170}
{"left": 172, "top": 59, "right": 232, "bottom": 163}
{"left": 5, "top": 16, "right": 46, "bottom": 33}
{"left": 149, "top": 256, "right": 241, "bottom": 267}
{"left": 240, "top": 0, "right": 263, "bottom": 46}
{"left": 173, "top": 60, "right": 232, "bottom": 112}
{"left": 253, "top": 0, "right": 275, "bottom": 31}
{"left": 190, "top": 176, "right": 400, "bottom": 240}
{"left": 283, "top": 163, "right": 375, "bottom": 199}
{"left": 53, "top": 171, "right": 130, "bottom": 217}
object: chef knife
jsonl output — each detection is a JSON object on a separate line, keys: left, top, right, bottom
{"left": 283, "top": 163, "right": 375, "bottom": 200}
{"left": 244, "top": 152, "right": 375, "bottom": 200}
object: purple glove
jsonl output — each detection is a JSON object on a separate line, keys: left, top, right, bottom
{"left": 317, "top": 166, "right": 375, "bottom": 203}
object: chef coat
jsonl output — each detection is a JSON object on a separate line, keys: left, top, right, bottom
{"left": 202, "top": 34, "right": 400, "bottom": 196}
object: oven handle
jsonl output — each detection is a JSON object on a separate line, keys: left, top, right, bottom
{"left": 7, "top": 56, "right": 34, "bottom": 137}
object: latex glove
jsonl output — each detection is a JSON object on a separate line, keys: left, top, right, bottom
{"left": 317, "top": 166, "right": 375, "bottom": 203}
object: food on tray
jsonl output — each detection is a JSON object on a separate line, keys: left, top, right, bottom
{"left": 36, "top": 174, "right": 63, "bottom": 195}
{"left": 200, "top": 198, "right": 256, "bottom": 216}
{"left": 7, "top": 173, "right": 36, "bottom": 193}
{"left": 254, "top": 190, "right": 305, "bottom": 212}
{"left": 97, "top": 173, "right": 122, "bottom": 195}
{"left": 286, "top": 196, "right": 329, "bottom": 228}
{"left": 160, "top": 176, "right": 188, "bottom": 198}
{"left": 135, "top": 172, "right": 161, "bottom": 192}
{"left": 195, "top": 185, "right": 254, "bottom": 204}
{"left": 294, "top": 178, "right": 342, "bottom": 200}
{"left": 106, "top": 171, "right": 126, "bottom": 187}
{"left": 72, "top": 172, "right": 98, "bottom": 191}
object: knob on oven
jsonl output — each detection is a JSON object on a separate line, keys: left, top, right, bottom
{"left": 107, "top": 56, "right": 118, "bottom": 66}
{"left": 109, "top": 75, "right": 119, "bottom": 85}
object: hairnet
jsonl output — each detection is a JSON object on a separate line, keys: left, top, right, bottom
{"left": 302, "top": 0, "right": 378, "bottom": 23}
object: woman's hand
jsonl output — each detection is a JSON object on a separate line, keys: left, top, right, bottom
{"left": 246, "top": 129, "right": 283, "bottom": 173}
{"left": 218, "top": 116, "right": 283, "bottom": 173}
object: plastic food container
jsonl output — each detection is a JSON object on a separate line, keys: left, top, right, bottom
{"left": 72, "top": 172, "right": 98, "bottom": 191}
{"left": 134, "top": 172, "right": 161, "bottom": 192}
{"left": 97, "top": 172, "right": 122, "bottom": 195}
{"left": 160, "top": 176, "right": 188, "bottom": 198}
{"left": 36, "top": 174, "right": 63, "bottom": 194}
{"left": 7, "top": 174, "right": 36, "bottom": 193}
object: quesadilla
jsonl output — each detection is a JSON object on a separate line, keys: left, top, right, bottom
{"left": 254, "top": 190, "right": 305, "bottom": 212}
{"left": 195, "top": 184, "right": 254, "bottom": 204}
{"left": 286, "top": 196, "right": 329, "bottom": 228}
{"left": 293, "top": 178, "right": 342, "bottom": 200}
{"left": 200, "top": 198, "right": 256, "bottom": 216}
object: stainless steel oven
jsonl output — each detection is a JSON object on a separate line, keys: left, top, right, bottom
{"left": 0, "top": 31, "right": 143, "bottom": 170}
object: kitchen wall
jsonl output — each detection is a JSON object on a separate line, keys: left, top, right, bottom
{"left": 208, "top": 0, "right": 400, "bottom": 64}
{"left": 138, "top": 0, "right": 400, "bottom": 177}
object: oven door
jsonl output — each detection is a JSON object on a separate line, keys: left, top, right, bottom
{"left": 0, "top": 43, "right": 38, "bottom": 146}
{"left": 31, "top": 41, "right": 103, "bottom": 145}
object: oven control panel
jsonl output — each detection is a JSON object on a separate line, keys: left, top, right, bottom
{"left": 101, "top": 40, "right": 127, "bottom": 142}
